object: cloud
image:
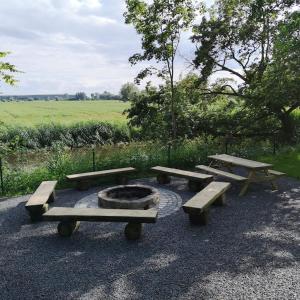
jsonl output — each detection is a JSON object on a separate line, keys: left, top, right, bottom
{"left": 0, "top": 0, "right": 200, "bottom": 95}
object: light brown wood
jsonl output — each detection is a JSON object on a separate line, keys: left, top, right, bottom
{"left": 183, "top": 181, "right": 231, "bottom": 214}
{"left": 196, "top": 165, "right": 247, "bottom": 181}
{"left": 43, "top": 207, "right": 158, "bottom": 223}
{"left": 208, "top": 154, "right": 272, "bottom": 170}
{"left": 25, "top": 181, "right": 57, "bottom": 207}
{"left": 268, "top": 170, "right": 285, "bottom": 177}
{"left": 151, "top": 166, "right": 212, "bottom": 181}
{"left": 67, "top": 167, "right": 136, "bottom": 181}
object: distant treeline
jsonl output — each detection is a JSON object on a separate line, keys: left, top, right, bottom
{"left": 0, "top": 91, "right": 122, "bottom": 102}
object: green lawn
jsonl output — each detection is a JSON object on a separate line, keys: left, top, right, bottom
{"left": 259, "top": 148, "right": 300, "bottom": 179}
{"left": 0, "top": 100, "right": 130, "bottom": 126}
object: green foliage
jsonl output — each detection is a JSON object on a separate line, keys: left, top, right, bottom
{"left": 125, "top": 0, "right": 198, "bottom": 140}
{"left": 0, "top": 122, "right": 132, "bottom": 151}
{"left": 191, "top": 0, "right": 299, "bottom": 142}
{"left": 120, "top": 82, "right": 139, "bottom": 102}
{"left": 0, "top": 51, "right": 20, "bottom": 88}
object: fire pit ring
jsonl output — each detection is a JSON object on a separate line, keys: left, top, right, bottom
{"left": 98, "top": 184, "right": 159, "bottom": 209}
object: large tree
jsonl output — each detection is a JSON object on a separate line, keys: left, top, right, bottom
{"left": 124, "top": 0, "right": 198, "bottom": 142}
{"left": 0, "top": 52, "right": 19, "bottom": 90}
{"left": 192, "top": 0, "right": 299, "bottom": 141}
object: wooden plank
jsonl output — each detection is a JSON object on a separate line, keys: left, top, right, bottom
{"left": 268, "top": 170, "right": 285, "bottom": 177}
{"left": 151, "top": 166, "right": 212, "bottom": 181}
{"left": 195, "top": 165, "right": 247, "bottom": 181}
{"left": 67, "top": 167, "right": 136, "bottom": 181}
{"left": 183, "top": 181, "right": 231, "bottom": 214}
{"left": 25, "top": 181, "right": 57, "bottom": 207}
{"left": 208, "top": 154, "right": 272, "bottom": 170}
{"left": 43, "top": 207, "right": 158, "bottom": 223}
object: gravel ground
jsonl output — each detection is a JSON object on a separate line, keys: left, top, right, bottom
{"left": 0, "top": 176, "right": 299, "bottom": 300}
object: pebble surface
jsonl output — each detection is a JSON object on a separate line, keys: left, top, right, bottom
{"left": 0, "top": 177, "right": 299, "bottom": 300}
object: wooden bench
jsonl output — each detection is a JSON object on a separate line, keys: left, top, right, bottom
{"left": 151, "top": 166, "right": 213, "bottom": 192}
{"left": 43, "top": 207, "right": 158, "bottom": 240}
{"left": 267, "top": 170, "right": 285, "bottom": 177}
{"left": 25, "top": 181, "right": 57, "bottom": 222}
{"left": 182, "top": 181, "right": 231, "bottom": 225}
{"left": 67, "top": 167, "right": 136, "bottom": 190}
{"left": 195, "top": 165, "right": 247, "bottom": 182}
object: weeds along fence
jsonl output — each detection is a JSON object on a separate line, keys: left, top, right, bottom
{"left": 0, "top": 136, "right": 281, "bottom": 197}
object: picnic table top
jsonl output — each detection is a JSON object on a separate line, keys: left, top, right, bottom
{"left": 208, "top": 154, "right": 273, "bottom": 170}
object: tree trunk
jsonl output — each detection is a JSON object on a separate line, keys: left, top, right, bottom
{"left": 278, "top": 113, "right": 296, "bottom": 144}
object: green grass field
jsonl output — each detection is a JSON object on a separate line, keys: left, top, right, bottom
{"left": 0, "top": 100, "right": 130, "bottom": 126}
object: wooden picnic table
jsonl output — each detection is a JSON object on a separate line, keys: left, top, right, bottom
{"left": 208, "top": 154, "right": 278, "bottom": 196}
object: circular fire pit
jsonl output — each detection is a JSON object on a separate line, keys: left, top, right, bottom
{"left": 98, "top": 184, "right": 159, "bottom": 209}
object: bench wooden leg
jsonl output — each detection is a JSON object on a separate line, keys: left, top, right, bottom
{"left": 47, "top": 191, "right": 56, "bottom": 203}
{"left": 57, "top": 220, "right": 80, "bottom": 237}
{"left": 157, "top": 174, "right": 171, "bottom": 184}
{"left": 188, "top": 210, "right": 209, "bottom": 225}
{"left": 263, "top": 170, "right": 278, "bottom": 190}
{"left": 116, "top": 175, "right": 128, "bottom": 185}
{"left": 213, "top": 193, "right": 226, "bottom": 206}
{"left": 28, "top": 203, "right": 49, "bottom": 222}
{"left": 188, "top": 180, "right": 203, "bottom": 192}
{"left": 76, "top": 180, "right": 90, "bottom": 191}
{"left": 124, "top": 222, "right": 142, "bottom": 240}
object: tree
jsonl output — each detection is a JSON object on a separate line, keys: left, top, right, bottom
{"left": 74, "top": 92, "right": 88, "bottom": 100}
{"left": 0, "top": 51, "right": 19, "bottom": 90}
{"left": 120, "top": 82, "right": 139, "bottom": 102}
{"left": 124, "top": 0, "right": 198, "bottom": 142}
{"left": 191, "top": 0, "right": 298, "bottom": 141}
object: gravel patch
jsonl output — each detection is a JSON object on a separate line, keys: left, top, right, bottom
{"left": 0, "top": 176, "right": 299, "bottom": 300}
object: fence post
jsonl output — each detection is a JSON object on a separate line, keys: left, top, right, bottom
{"left": 0, "top": 157, "right": 4, "bottom": 195}
{"left": 167, "top": 142, "right": 171, "bottom": 167}
{"left": 273, "top": 134, "right": 277, "bottom": 155}
{"left": 92, "top": 148, "right": 96, "bottom": 171}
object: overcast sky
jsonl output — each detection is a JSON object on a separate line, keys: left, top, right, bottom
{"left": 0, "top": 0, "right": 206, "bottom": 95}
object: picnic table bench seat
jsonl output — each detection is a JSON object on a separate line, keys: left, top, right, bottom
{"left": 196, "top": 165, "right": 247, "bottom": 182}
{"left": 151, "top": 166, "right": 213, "bottom": 192}
{"left": 43, "top": 207, "right": 158, "bottom": 240}
{"left": 67, "top": 167, "right": 136, "bottom": 190}
{"left": 25, "top": 181, "right": 57, "bottom": 222}
{"left": 182, "top": 181, "right": 231, "bottom": 225}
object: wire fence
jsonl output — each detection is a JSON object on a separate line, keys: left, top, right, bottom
{"left": 0, "top": 133, "right": 283, "bottom": 197}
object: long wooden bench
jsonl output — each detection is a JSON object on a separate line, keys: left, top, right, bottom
{"left": 43, "top": 207, "right": 158, "bottom": 240}
{"left": 25, "top": 181, "right": 57, "bottom": 222}
{"left": 195, "top": 165, "right": 247, "bottom": 182}
{"left": 67, "top": 167, "right": 136, "bottom": 190}
{"left": 151, "top": 166, "right": 213, "bottom": 192}
{"left": 182, "top": 181, "right": 231, "bottom": 225}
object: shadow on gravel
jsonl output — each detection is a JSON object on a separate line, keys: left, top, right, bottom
{"left": 0, "top": 177, "right": 299, "bottom": 299}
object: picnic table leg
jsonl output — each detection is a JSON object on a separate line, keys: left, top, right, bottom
{"left": 239, "top": 170, "right": 255, "bottom": 196}
{"left": 263, "top": 169, "right": 278, "bottom": 190}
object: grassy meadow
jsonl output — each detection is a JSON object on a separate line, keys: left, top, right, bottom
{"left": 0, "top": 100, "right": 130, "bottom": 126}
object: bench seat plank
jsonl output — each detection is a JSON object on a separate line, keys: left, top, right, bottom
{"left": 183, "top": 181, "right": 231, "bottom": 214}
{"left": 43, "top": 207, "right": 158, "bottom": 223}
{"left": 151, "top": 166, "right": 212, "bottom": 181}
{"left": 196, "top": 165, "right": 247, "bottom": 181}
{"left": 67, "top": 167, "right": 136, "bottom": 181}
{"left": 25, "top": 181, "right": 57, "bottom": 207}
{"left": 268, "top": 170, "right": 286, "bottom": 177}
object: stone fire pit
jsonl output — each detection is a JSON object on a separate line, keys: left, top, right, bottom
{"left": 98, "top": 184, "right": 159, "bottom": 209}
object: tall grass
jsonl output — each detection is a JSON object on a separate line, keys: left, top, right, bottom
{"left": 0, "top": 138, "right": 278, "bottom": 197}
{"left": 0, "top": 121, "right": 132, "bottom": 151}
